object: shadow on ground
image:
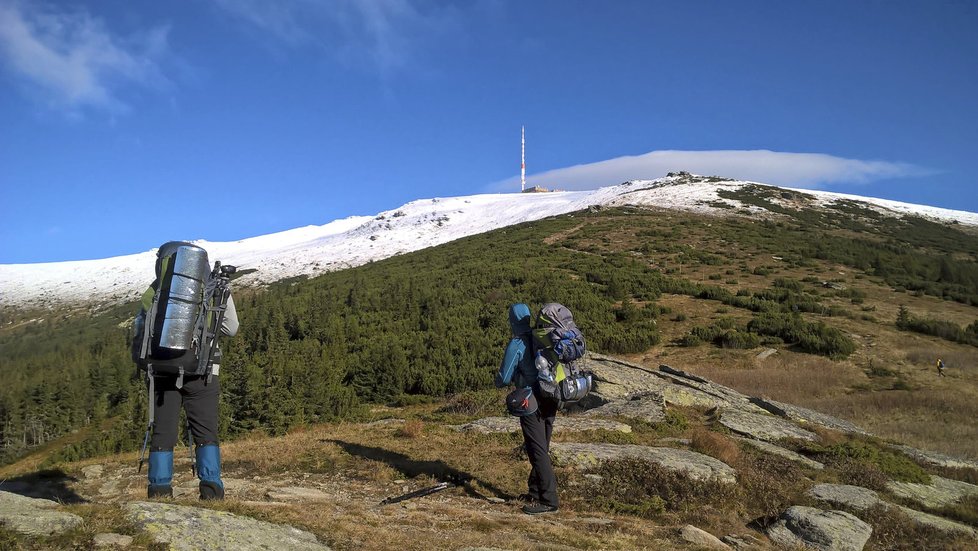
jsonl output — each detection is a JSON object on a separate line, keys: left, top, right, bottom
{"left": 0, "top": 469, "right": 87, "bottom": 504}
{"left": 326, "top": 439, "right": 514, "bottom": 501}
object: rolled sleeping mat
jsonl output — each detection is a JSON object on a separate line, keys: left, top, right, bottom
{"left": 158, "top": 245, "right": 210, "bottom": 350}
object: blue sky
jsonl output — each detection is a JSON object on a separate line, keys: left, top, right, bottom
{"left": 1, "top": 0, "right": 976, "bottom": 264}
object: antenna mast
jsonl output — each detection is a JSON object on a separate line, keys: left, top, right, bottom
{"left": 521, "top": 125, "right": 525, "bottom": 192}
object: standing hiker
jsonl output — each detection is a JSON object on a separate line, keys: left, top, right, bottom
{"left": 495, "top": 303, "right": 560, "bottom": 515}
{"left": 132, "top": 241, "right": 239, "bottom": 500}
{"left": 937, "top": 358, "right": 946, "bottom": 377}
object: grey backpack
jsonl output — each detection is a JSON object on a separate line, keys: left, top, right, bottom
{"left": 532, "top": 303, "right": 592, "bottom": 407}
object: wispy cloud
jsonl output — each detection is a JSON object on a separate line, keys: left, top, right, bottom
{"left": 489, "top": 150, "right": 935, "bottom": 192}
{"left": 0, "top": 1, "right": 169, "bottom": 114}
{"left": 210, "top": 0, "right": 461, "bottom": 76}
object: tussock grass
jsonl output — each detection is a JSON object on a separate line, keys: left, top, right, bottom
{"left": 859, "top": 504, "right": 976, "bottom": 551}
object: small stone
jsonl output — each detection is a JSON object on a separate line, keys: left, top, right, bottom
{"left": 82, "top": 464, "right": 105, "bottom": 479}
{"left": 721, "top": 534, "right": 763, "bottom": 549}
{"left": 93, "top": 533, "right": 134, "bottom": 548}
{"left": 486, "top": 497, "right": 505, "bottom": 504}
{"left": 679, "top": 525, "right": 730, "bottom": 549}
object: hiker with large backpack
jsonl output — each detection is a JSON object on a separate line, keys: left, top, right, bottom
{"left": 495, "top": 302, "right": 591, "bottom": 515}
{"left": 132, "top": 241, "right": 239, "bottom": 500}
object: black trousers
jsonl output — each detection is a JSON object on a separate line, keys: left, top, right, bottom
{"left": 149, "top": 375, "right": 220, "bottom": 451}
{"left": 519, "top": 395, "right": 559, "bottom": 507}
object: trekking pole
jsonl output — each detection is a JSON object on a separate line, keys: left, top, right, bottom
{"left": 187, "top": 419, "right": 196, "bottom": 477}
{"left": 380, "top": 482, "right": 454, "bottom": 506}
{"left": 137, "top": 368, "right": 155, "bottom": 473}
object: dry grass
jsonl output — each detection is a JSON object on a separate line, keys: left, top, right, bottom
{"left": 691, "top": 350, "right": 865, "bottom": 405}
{"left": 396, "top": 419, "right": 426, "bottom": 439}
{"left": 813, "top": 388, "right": 978, "bottom": 459}
{"left": 689, "top": 426, "right": 741, "bottom": 466}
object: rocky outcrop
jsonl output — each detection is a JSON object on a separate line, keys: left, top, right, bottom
{"left": 888, "top": 444, "right": 978, "bottom": 471}
{"left": 807, "top": 484, "right": 882, "bottom": 511}
{"left": 0, "top": 490, "right": 83, "bottom": 536}
{"left": 886, "top": 475, "right": 978, "bottom": 509}
{"left": 550, "top": 442, "right": 737, "bottom": 484}
{"left": 734, "top": 436, "right": 824, "bottom": 469}
{"left": 585, "top": 354, "right": 671, "bottom": 403}
{"left": 767, "top": 506, "right": 872, "bottom": 551}
{"left": 749, "top": 397, "right": 869, "bottom": 436}
{"left": 807, "top": 483, "right": 978, "bottom": 538}
{"left": 719, "top": 409, "right": 819, "bottom": 443}
{"left": 125, "top": 501, "right": 330, "bottom": 550}
{"left": 449, "top": 416, "right": 631, "bottom": 434}
{"left": 579, "top": 393, "right": 666, "bottom": 423}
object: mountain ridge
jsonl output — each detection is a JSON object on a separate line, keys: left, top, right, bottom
{"left": 2, "top": 174, "right": 977, "bottom": 311}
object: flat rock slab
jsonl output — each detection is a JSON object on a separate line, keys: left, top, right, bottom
{"left": 0, "top": 490, "right": 83, "bottom": 537}
{"left": 808, "top": 484, "right": 882, "bottom": 511}
{"left": 449, "top": 416, "right": 631, "bottom": 434}
{"left": 808, "top": 484, "right": 978, "bottom": 539}
{"left": 888, "top": 444, "right": 978, "bottom": 471}
{"left": 586, "top": 354, "right": 671, "bottom": 403}
{"left": 719, "top": 409, "right": 819, "bottom": 443}
{"left": 887, "top": 475, "right": 978, "bottom": 509}
{"left": 656, "top": 365, "right": 768, "bottom": 414}
{"left": 750, "top": 397, "right": 869, "bottom": 436}
{"left": 735, "top": 436, "right": 824, "bottom": 469}
{"left": 126, "top": 501, "right": 330, "bottom": 550}
{"left": 767, "top": 506, "right": 872, "bottom": 551}
{"left": 550, "top": 442, "right": 737, "bottom": 484}
{"left": 892, "top": 505, "right": 978, "bottom": 539}
{"left": 580, "top": 394, "right": 666, "bottom": 423}
{"left": 266, "top": 486, "right": 332, "bottom": 502}
{"left": 93, "top": 533, "right": 135, "bottom": 547}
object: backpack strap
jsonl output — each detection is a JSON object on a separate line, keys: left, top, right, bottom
{"left": 138, "top": 286, "right": 161, "bottom": 362}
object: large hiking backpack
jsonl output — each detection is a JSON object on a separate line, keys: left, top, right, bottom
{"left": 532, "top": 303, "right": 592, "bottom": 407}
{"left": 133, "top": 242, "right": 233, "bottom": 383}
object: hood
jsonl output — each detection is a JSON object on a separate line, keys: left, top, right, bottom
{"left": 508, "top": 303, "right": 531, "bottom": 336}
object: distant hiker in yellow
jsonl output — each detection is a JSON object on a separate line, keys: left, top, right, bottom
{"left": 937, "top": 358, "right": 946, "bottom": 377}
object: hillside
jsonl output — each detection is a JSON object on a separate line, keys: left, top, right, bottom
{"left": 2, "top": 174, "right": 978, "bottom": 466}
{"left": 2, "top": 174, "right": 976, "bottom": 312}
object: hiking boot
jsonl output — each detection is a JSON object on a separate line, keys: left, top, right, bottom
{"left": 199, "top": 480, "right": 225, "bottom": 501}
{"left": 522, "top": 502, "right": 558, "bottom": 515}
{"left": 147, "top": 484, "right": 173, "bottom": 499}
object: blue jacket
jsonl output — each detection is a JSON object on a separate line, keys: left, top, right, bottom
{"left": 495, "top": 303, "right": 537, "bottom": 389}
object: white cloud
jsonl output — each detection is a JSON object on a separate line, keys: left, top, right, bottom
{"left": 490, "top": 150, "right": 935, "bottom": 192}
{"left": 0, "top": 1, "right": 169, "bottom": 113}
{"left": 211, "top": 0, "right": 460, "bottom": 75}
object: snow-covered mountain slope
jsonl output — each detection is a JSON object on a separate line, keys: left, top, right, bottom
{"left": 2, "top": 176, "right": 976, "bottom": 311}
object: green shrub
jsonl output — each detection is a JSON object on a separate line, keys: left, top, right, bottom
{"left": 820, "top": 441, "right": 930, "bottom": 484}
